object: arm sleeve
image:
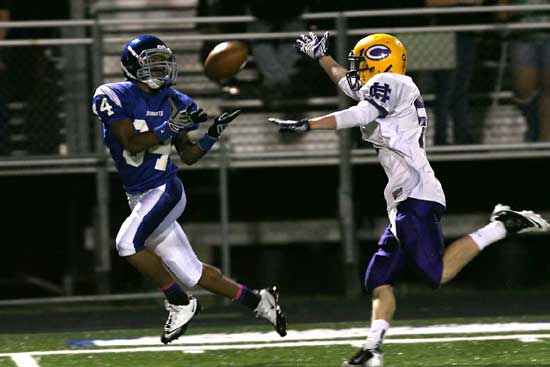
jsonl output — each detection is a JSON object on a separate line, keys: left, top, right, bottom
{"left": 332, "top": 74, "right": 404, "bottom": 130}
{"left": 337, "top": 77, "right": 361, "bottom": 101}
{"left": 332, "top": 100, "right": 381, "bottom": 130}
{"left": 91, "top": 85, "right": 131, "bottom": 127}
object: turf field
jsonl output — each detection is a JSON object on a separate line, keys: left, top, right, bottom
{"left": 3, "top": 315, "right": 550, "bottom": 367}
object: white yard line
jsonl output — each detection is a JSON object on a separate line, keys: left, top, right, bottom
{"left": 4, "top": 323, "right": 550, "bottom": 367}
{"left": 71, "top": 322, "right": 550, "bottom": 347}
{"left": 9, "top": 354, "right": 40, "bottom": 367}
{"left": 3, "top": 333, "right": 550, "bottom": 365}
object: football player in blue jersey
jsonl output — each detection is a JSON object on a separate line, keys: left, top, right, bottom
{"left": 92, "top": 35, "right": 286, "bottom": 344}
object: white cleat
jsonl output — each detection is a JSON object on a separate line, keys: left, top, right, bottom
{"left": 254, "top": 286, "right": 287, "bottom": 337}
{"left": 342, "top": 348, "right": 383, "bottom": 367}
{"left": 161, "top": 296, "right": 200, "bottom": 344}
{"left": 490, "top": 203, "right": 550, "bottom": 235}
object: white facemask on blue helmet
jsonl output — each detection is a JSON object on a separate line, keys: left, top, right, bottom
{"left": 120, "top": 35, "right": 178, "bottom": 89}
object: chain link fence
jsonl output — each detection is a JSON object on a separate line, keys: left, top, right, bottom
{"left": 2, "top": 45, "right": 63, "bottom": 156}
{"left": 0, "top": 40, "right": 95, "bottom": 157}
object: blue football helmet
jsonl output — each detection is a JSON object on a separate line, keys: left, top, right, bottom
{"left": 120, "top": 35, "right": 178, "bottom": 89}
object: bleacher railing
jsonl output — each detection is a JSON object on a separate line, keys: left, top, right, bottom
{"left": 0, "top": 4, "right": 549, "bottom": 171}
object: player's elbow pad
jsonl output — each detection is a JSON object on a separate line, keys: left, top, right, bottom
{"left": 333, "top": 105, "right": 378, "bottom": 130}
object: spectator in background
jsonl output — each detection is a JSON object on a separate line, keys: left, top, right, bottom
{"left": 0, "top": 0, "right": 10, "bottom": 155}
{"left": 498, "top": 0, "right": 550, "bottom": 142}
{"left": 245, "top": 0, "right": 310, "bottom": 100}
{"left": 426, "top": 0, "right": 488, "bottom": 145}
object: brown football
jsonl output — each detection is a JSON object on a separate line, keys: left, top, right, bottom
{"left": 204, "top": 41, "right": 248, "bottom": 81}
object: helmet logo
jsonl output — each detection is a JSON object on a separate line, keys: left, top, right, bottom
{"left": 365, "top": 45, "right": 391, "bottom": 61}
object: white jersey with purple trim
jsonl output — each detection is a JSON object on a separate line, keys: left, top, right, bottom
{"left": 334, "top": 72, "right": 446, "bottom": 213}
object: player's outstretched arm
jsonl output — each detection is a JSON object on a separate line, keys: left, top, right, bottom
{"left": 268, "top": 114, "right": 337, "bottom": 133}
{"left": 295, "top": 31, "right": 348, "bottom": 85}
{"left": 269, "top": 100, "right": 381, "bottom": 132}
{"left": 318, "top": 56, "right": 349, "bottom": 85}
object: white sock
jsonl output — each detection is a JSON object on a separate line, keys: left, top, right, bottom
{"left": 469, "top": 221, "right": 507, "bottom": 250}
{"left": 364, "top": 319, "right": 389, "bottom": 350}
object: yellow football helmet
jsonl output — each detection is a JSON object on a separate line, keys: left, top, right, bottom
{"left": 346, "top": 33, "right": 407, "bottom": 90}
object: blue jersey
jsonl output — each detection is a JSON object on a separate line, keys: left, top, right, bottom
{"left": 92, "top": 81, "right": 196, "bottom": 194}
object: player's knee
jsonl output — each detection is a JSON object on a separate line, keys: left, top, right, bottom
{"left": 115, "top": 239, "right": 139, "bottom": 257}
{"left": 163, "top": 258, "right": 201, "bottom": 287}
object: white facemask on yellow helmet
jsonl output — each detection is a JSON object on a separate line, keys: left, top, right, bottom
{"left": 346, "top": 33, "right": 408, "bottom": 91}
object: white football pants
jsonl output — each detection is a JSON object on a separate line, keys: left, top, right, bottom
{"left": 115, "top": 177, "right": 203, "bottom": 287}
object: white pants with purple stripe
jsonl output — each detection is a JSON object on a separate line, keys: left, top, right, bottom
{"left": 115, "top": 177, "right": 203, "bottom": 287}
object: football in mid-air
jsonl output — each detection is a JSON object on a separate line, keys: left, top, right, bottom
{"left": 204, "top": 41, "right": 248, "bottom": 81}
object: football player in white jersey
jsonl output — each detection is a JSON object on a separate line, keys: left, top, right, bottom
{"left": 269, "top": 33, "right": 550, "bottom": 367}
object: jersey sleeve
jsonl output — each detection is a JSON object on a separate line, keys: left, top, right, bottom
{"left": 92, "top": 85, "right": 131, "bottom": 127}
{"left": 333, "top": 73, "right": 409, "bottom": 130}
{"left": 359, "top": 73, "right": 401, "bottom": 118}
{"left": 332, "top": 100, "right": 380, "bottom": 130}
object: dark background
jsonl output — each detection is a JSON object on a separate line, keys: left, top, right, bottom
{"left": 3, "top": 157, "right": 549, "bottom": 299}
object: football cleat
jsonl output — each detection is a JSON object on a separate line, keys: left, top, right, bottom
{"left": 254, "top": 286, "right": 287, "bottom": 337}
{"left": 342, "top": 347, "right": 384, "bottom": 367}
{"left": 490, "top": 203, "right": 550, "bottom": 235}
{"left": 161, "top": 296, "right": 201, "bottom": 344}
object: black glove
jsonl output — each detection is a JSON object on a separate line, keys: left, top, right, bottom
{"left": 208, "top": 110, "right": 241, "bottom": 138}
{"left": 268, "top": 117, "right": 310, "bottom": 133}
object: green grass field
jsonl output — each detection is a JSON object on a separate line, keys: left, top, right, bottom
{"left": 3, "top": 315, "right": 550, "bottom": 367}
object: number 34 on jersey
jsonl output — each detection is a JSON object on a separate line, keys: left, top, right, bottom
{"left": 123, "top": 119, "right": 172, "bottom": 171}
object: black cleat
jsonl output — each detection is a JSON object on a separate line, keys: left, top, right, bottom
{"left": 490, "top": 204, "right": 550, "bottom": 235}
{"left": 342, "top": 347, "right": 383, "bottom": 367}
